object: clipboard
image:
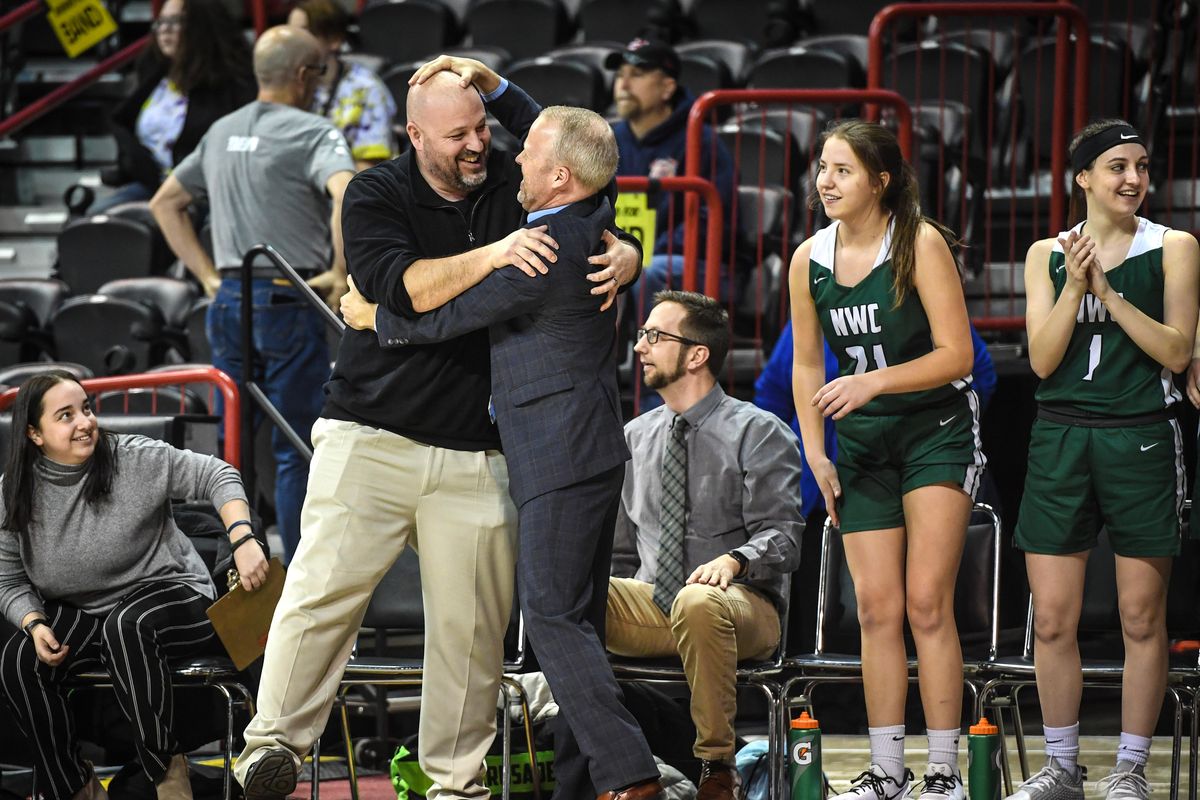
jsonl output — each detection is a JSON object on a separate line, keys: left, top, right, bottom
{"left": 206, "top": 557, "right": 286, "bottom": 670}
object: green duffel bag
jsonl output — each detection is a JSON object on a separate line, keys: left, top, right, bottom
{"left": 390, "top": 744, "right": 555, "bottom": 799}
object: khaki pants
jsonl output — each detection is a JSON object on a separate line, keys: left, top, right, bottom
{"left": 235, "top": 418, "right": 517, "bottom": 800}
{"left": 606, "top": 578, "right": 780, "bottom": 762}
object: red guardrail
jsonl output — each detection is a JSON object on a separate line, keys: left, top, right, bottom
{"left": 0, "top": 367, "right": 242, "bottom": 469}
{"left": 615, "top": 175, "right": 723, "bottom": 297}
{"left": 0, "top": 0, "right": 166, "bottom": 139}
{"left": 868, "top": 2, "right": 1090, "bottom": 332}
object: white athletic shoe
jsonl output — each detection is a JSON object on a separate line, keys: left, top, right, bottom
{"left": 912, "top": 763, "right": 965, "bottom": 800}
{"left": 1096, "top": 762, "right": 1150, "bottom": 800}
{"left": 1004, "top": 758, "right": 1085, "bottom": 800}
{"left": 830, "top": 764, "right": 913, "bottom": 800}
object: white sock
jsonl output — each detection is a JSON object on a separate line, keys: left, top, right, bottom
{"left": 1116, "top": 731, "right": 1151, "bottom": 767}
{"left": 927, "top": 728, "right": 961, "bottom": 774}
{"left": 869, "top": 724, "right": 906, "bottom": 779}
{"left": 1043, "top": 723, "right": 1080, "bottom": 771}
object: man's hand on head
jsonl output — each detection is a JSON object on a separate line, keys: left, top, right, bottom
{"left": 587, "top": 230, "right": 639, "bottom": 311}
{"left": 339, "top": 275, "right": 379, "bottom": 331}
{"left": 490, "top": 225, "right": 559, "bottom": 277}
{"left": 409, "top": 55, "right": 502, "bottom": 95}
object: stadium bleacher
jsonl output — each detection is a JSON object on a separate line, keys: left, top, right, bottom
{"left": 2, "top": 0, "right": 1199, "bottom": 792}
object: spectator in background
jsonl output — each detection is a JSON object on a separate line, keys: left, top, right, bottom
{"left": 150, "top": 26, "right": 355, "bottom": 564}
{"left": 288, "top": 0, "right": 397, "bottom": 170}
{"left": 755, "top": 321, "right": 995, "bottom": 520}
{"left": 607, "top": 38, "right": 735, "bottom": 324}
{"left": 92, "top": 0, "right": 255, "bottom": 213}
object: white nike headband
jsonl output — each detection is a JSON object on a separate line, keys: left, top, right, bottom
{"left": 1070, "top": 124, "right": 1145, "bottom": 173}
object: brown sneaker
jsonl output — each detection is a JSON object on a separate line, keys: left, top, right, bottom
{"left": 156, "top": 754, "right": 193, "bottom": 800}
{"left": 70, "top": 765, "right": 109, "bottom": 800}
{"left": 697, "top": 760, "right": 741, "bottom": 800}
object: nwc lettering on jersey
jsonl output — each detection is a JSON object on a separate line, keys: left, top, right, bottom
{"left": 829, "top": 303, "right": 883, "bottom": 337}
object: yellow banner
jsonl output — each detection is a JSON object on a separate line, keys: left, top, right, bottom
{"left": 614, "top": 192, "right": 657, "bottom": 268}
{"left": 45, "top": 0, "right": 117, "bottom": 58}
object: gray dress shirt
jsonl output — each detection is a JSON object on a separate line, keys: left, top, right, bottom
{"left": 612, "top": 384, "right": 804, "bottom": 609}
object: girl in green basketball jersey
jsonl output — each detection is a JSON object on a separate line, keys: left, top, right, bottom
{"left": 1009, "top": 120, "right": 1199, "bottom": 800}
{"left": 789, "top": 121, "right": 982, "bottom": 800}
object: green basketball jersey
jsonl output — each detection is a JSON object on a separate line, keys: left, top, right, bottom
{"left": 808, "top": 221, "right": 970, "bottom": 415}
{"left": 1036, "top": 217, "right": 1180, "bottom": 415}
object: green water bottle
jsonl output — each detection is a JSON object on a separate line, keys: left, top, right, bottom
{"left": 968, "top": 717, "right": 1001, "bottom": 800}
{"left": 789, "top": 711, "right": 824, "bottom": 800}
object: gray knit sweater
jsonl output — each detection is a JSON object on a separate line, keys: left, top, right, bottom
{"left": 0, "top": 434, "right": 247, "bottom": 628}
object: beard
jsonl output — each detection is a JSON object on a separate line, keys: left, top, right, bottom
{"left": 644, "top": 347, "right": 688, "bottom": 390}
{"left": 425, "top": 146, "right": 489, "bottom": 194}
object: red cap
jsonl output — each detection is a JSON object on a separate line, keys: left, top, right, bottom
{"left": 970, "top": 717, "right": 998, "bottom": 735}
{"left": 791, "top": 711, "right": 819, "bottom": 729}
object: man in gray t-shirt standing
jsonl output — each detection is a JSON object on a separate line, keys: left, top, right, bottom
{"left": 151, "top": 25, "right": 355, "bottom": 562}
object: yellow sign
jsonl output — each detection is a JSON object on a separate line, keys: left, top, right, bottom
{"left": 45, "top": 0, "right": 117, "bottom": 58}
{"left": 614, "top": 192, "right": 657, "bottom": 268}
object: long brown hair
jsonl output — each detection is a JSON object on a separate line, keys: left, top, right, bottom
{"left": 808, "top": 119, "right": 960, "bottom": 306}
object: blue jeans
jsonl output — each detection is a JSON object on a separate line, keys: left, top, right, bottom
{"left": 208, "top": 279, "right": 331, "bottom": 562}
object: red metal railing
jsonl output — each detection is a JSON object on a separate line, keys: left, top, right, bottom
{"left": 616, "top": 175, "right": 723, "bottom": 414}
{"left": 0, "top": 0, "right": 166, "bottom": 139}
{"left": 615, "top": 175, "right": 723, "bottom": 297}
{"left": 683, "top": 88, "right": 914, "bottom": 350}
{"left": 868, "top": 2, "right": 1090, "bottom": 332}
{"left": 0, "top": 368, "right": 242, "bottom": 468}
{"left": 869, "top": 2, "right": 1088, "bottom": 234}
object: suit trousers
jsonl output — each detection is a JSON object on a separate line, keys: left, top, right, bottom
{"left": 235, "top": 418, "right": 517, "bottom": 800}
{"left": 0, "top": 583, "right": 216, "bottom": 799}
{"left": 518, "top": 467, "right": 659, "bottom": 798}
{"left": 605, "top": 578, "right": 780, "bottom": 762}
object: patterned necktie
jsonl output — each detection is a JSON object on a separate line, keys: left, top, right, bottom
{"left": 654, "top": 415, "right": 689, "bottom": 614}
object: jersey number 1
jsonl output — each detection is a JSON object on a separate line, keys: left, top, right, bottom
{"left": 1083, "top": 334, "right": 1102, "bottom": 381}
{"left": 846, "top": 344, "right": 888, "bottom": 374}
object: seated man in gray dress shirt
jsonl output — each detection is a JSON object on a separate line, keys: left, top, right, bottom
{"left": 608, "top": 290, "right": 804, "bottom": 800}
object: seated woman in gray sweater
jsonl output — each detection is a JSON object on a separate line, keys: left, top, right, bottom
{"left": 0, "top": 371, "right": 269, "bottom": 800}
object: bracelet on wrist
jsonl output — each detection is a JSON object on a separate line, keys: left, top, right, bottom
{"left": 23, "top": 618, "right": 48, "bottom": 638}
{"left": 225, "top": 519, "right": 253, "bottom": 536}
{"left": 230, "top": 532, "right": 260, "bottom": 553}
{"left": 727, "top": 550, "right": 749, "bottom": 576}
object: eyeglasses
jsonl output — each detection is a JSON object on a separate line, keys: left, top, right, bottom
{"left": 637, "top": 327, "right": 701, "bottom": 347}
{"left": 302, "top": 62, "right": 328, "bottom": 77}
{"left": 152, "top": 14, "right": 183, "bottom": 31}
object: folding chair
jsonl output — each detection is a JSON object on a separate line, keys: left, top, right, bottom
{"left": 980, "top": 526, "right": 1200, "bottom": 800}
{"left": 781, "top": 503, "right": 1003, "bottom": 787}
{"left": 608, "top": 581, "right": 792, "bottom": 800}
{"left": 317, "top": 548, "right": 537, "bottom": 800}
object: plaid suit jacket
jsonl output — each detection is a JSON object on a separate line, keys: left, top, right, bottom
{"left": 375, "top": 195, "right": 629, "bottom": 506}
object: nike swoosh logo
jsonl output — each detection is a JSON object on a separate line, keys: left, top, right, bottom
{"left": 1046, "top": 738, "right": 1063, "bottom": 744}
{"left": 1056, "top": 264, "right": 1065, "bottom": 272}
{"left": 940, "top": 415, "right": 957, "bottom": 426}
{"left": 891, "top": 735, "right": 904, "bottom": 741}
{"left": 814, "top": 275, "right": 828, "bottom": 285}
{"left": 1141, "top": 443, "right": 1159, "bottom": 452}
{"left": 1120, "top": 133, "right": 1138, "bottom": 140}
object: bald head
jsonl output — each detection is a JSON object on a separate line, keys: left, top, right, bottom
{"left": 406, "top": 70, "right": 485, "bottom": 128}
{"left": 406, "top": 70, "right": 491, "bottom": 199}
{"left": 254, "top": 25, "right": 321, "bottom": 89}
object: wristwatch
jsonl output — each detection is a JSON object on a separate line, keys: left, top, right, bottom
{"left": 727, "top": 550, "right": 749, "bottom": 576}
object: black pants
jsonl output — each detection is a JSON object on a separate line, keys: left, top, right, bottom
{"left": 0, "top": 582, "right": 216, "bottom": 799}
